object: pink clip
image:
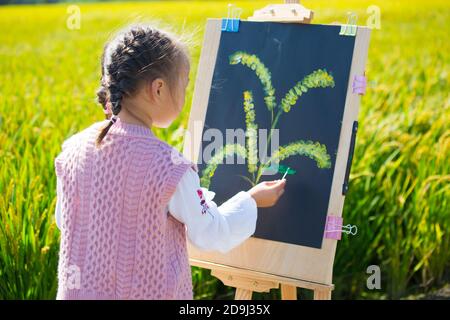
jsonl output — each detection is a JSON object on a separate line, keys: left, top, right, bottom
{"left": 324, "top": 215, "right": 358, "bottom": 240}
{"left": 324, "top": 216, "right": 344, "bottom": 240}
{"left": 352, "top": 75, "right": 366, "bottom": 95}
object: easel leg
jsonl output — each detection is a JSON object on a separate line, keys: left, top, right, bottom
{"left": 212, "top": 269, "right": 277, "bottom": 300}
{"left": 280, "top": 284, "right": 297, "bottom": 300}
{"left": 235, "top": 288, "right": 253, "bottom": 300}
{"left": 205, "top": 263, "right": 333, "bottom": 300}
{"left": 313, "top": 288, "right": 332, "bottom": 300}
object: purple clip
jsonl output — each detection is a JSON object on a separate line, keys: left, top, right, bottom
{"left": 324, "top": 216, "right": 344, "bottom": 240}
{"left": 352, "top": 75, "right": 367, "bottom": 95}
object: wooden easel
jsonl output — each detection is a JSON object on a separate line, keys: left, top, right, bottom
{"left": 184, "top": 0, "right": 370, "bottom": 301}
{"left": 195, "top": 1, "right": 333, "bottom": 301}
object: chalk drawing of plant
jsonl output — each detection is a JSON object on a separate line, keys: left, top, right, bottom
{"left": 201, "top": 51, "right": 335, "bottom": 188}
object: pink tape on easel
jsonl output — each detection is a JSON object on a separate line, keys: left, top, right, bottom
{"left": 352, "top": 75, "right": 367, "bottom": 95}
{"left": 324, "top": 216, "right": 343, "bottom": 240}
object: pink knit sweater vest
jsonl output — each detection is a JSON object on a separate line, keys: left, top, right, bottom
{"left": 54, "top": 118, "right": 196, "bottom": 299}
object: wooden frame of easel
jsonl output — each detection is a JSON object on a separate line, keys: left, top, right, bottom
{"left": 190, "top": 259, "right": 333, "bottom": 300}
{"left": 182, "top": 0, "right": 371, "bottom": 300}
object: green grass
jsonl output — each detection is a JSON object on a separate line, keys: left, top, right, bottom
{"left": 0, "top": 1, "right": 449, "bottom": 299}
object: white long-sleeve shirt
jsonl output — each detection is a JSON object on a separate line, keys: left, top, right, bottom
{"left": 55, "top": 167, "right": 258, "bottom": 254}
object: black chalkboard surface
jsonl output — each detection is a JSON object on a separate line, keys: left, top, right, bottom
{"left": 198, "top": 21, "right": 356, "bottom": 249}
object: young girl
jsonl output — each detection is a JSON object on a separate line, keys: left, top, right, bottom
{"left": 54, "top": 24, "right": 286, "bottom": 300}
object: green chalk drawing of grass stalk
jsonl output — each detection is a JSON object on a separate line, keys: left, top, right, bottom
{"left": 200, "top": 51, "right": 335, "bottom": 188}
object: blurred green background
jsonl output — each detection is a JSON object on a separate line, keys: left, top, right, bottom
{"left": 0, "top": 0, "right": 448, "bottom": 299}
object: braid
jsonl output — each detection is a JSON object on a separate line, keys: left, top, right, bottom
{"left": 108, "top": 82, "right": 123, "bottom": 115}
{"left": 96, "top": 47, "right": 110, "bottom": 115}
{"left": 95, "top": 24, "right": 190, "bottom": 148}
{"left": 96, "top": 85, "right": 108, "bottom": 110}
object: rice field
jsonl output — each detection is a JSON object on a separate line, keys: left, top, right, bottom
{"left": 0, "top": 0, "right": 448, "bottom": 299}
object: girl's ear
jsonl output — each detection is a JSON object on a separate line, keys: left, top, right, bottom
{"left": 151, "top": 78, "right": 164, "bottom": 99}
{"left": 144, "top": 78, "right": 163, "bottom": 103}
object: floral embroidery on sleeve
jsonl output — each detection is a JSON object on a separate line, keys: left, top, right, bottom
{"left": 196, "top": 189, "right": 214, "bottom": 218}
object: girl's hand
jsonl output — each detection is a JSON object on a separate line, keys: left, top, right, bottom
{"left": 247, "top": 179, "right": 286, "bottom": 208}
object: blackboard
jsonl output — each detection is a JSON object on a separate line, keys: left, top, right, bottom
{"left": 197, "top": 21, "right": 356, "bottom": 248}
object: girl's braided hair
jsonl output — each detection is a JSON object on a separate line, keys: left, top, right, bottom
{"left": 96, "top": 24, "right": 190, "bottom": 147}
